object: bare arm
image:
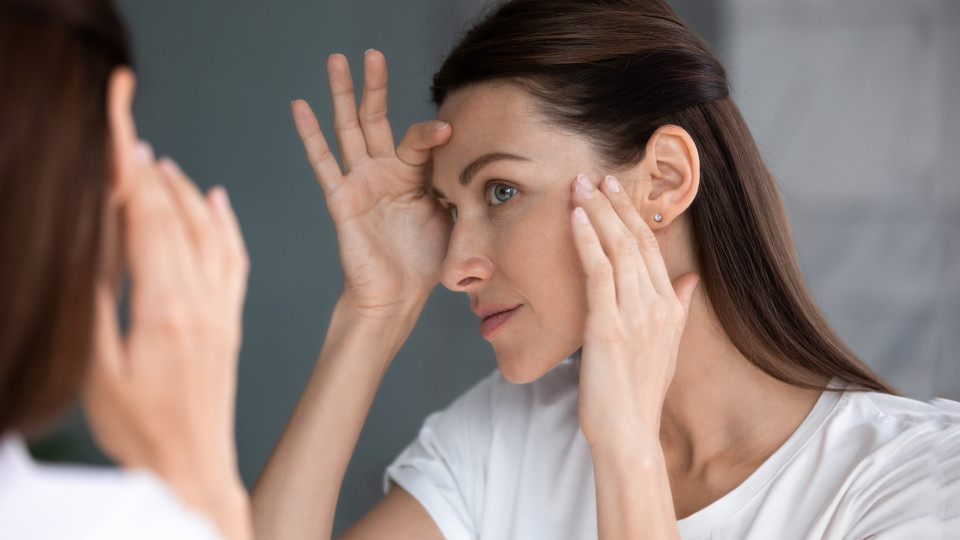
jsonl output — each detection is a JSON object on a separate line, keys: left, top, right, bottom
{"left": 252, "top": 299, "right": 422, "bottom": 538}
{"left": 251, "top": 50, "right": 451, "bottom": 539}
{"left": 338, "top": 486, "right": 443, "bottom": 540}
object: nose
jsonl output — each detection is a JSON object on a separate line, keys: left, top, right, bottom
{"left": 440, "top": 219, "right": 494, "bottom": 292}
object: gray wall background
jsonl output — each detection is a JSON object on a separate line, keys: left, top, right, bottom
{"left": 30, "top": 0, "right": 955, "bottom": 534}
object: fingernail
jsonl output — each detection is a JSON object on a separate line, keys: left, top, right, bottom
{"left": 364, "top": 48, "right": 376, "bottom": 56}
{"left": 210, "top": 186, "right": 231, "bottom": 211}
{"left": 574, "top": 206, "right": 589, "bottom": 224}
{"left": 135, "top": 141, "right": 154, "bottom": 163}
{"left": 433, "top": 121, "right": 450, "bottom": 131}
{"left": 159, "top": 157, "right": 182, "bottom": 178}
{"left": 575, "top": 174, "right": 593, "bottom": 199}
{"left": 605, "top": 175, "right": 621, "bottom": 193}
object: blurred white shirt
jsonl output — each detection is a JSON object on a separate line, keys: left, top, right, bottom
{"left": 0, "top": 433, "right": 223, "bottom": 540}
{"left": 386, "top": 359, "right": 960, "bottom": 539}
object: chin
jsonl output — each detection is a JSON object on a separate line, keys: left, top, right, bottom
{"left": 492, "top": 344, "right": 577, "bottom": 384}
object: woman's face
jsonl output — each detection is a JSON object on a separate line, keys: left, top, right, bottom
{"left": 432, "top": 83, "right": 611, "bottom": 383}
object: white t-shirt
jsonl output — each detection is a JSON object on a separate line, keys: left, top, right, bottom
{"left": 0, "top": 432, "right": 223, "bottom": 540}
{"left": 385, "top": 359, "right": 960, "bottom": 539}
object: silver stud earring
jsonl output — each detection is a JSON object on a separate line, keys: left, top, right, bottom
{"left": 654, "top": 213, "right": 663, "bottom": 223}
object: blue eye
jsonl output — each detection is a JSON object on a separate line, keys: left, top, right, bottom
{"left": 487, "top": 183, "right": 517, "bottom": 205}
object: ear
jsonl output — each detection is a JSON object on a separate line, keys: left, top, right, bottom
{"left": 629, "top": 125, "right": 700, "bottom": 228}
{"left": 106, "top": 67, "right": 137, "bottom": 195}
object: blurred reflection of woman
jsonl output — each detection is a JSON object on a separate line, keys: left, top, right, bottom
{"left": 0, "top": 1, "right": 253, "bottom": 538}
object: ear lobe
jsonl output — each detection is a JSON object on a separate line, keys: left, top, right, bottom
{"left": 106, "top": 67, "right": 137, "bottom": 194}
{"left": 637, "top": 124, "right": 700, "bottom": 227}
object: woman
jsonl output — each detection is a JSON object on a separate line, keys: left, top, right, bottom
{"left": 0, "top": 1, "right": 253, "bottom": 538}
{"left": 254, "top": 0, "right": 960, "bottom": 538}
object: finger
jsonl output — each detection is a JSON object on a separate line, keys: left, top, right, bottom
{"left": 571, "top": 206, "right": 618, "bottom": 316}
{"left": 91, "top": 282, "right": 125, "bottom": 379}
{"left": 598, "top": 175, "right": 674, "bottom": 297}
{"left": 206, "top": 186, "right": 250, "bottom": 306}
{"left": 672, "top": 273, "right": 700, "bottom": 318}
{"left": 572, "top": 174, "right": 643, "bottom": 309}
{"left": 158, "top": 158, "right": 222, "bottom": 282}
{"left": 327, "top": 53, "right": 367, "bottom": 171}
{"left": 80, "top": 284, "right": 127, "bottom": 458}
{"left": 358, "top": 49, "right": 395, "bottom": 157}
{"left": 291, "top": 99, "right": 345, "bottom": 196}
{"left": 395, "top": 120, "right": 452, "bottom": 167}
{"left": 124, "top": 143, "right": 198, "bottom": 310}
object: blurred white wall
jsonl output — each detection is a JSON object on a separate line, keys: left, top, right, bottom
{"left": 726, "top": 0, "right": 959, "bottom": 399}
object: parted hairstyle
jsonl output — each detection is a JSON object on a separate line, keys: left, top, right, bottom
{"left": 432, "top": 0, "right": 895, "bottom": 393}
{"left": 0, "top": 0, "right": 132, "bottom": 435}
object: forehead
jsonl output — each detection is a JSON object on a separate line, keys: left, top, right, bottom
{"left": 437, "top": 83, "right": 551, "bottom": 144}
{"left": 432, "top": 83, "right": 597, "bottom": 187}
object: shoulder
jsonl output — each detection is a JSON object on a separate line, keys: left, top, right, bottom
{"left": 822, "top": 390, "right": 960, "bottom": 479}
{"left": 832, "top": 390, "right": 960, "bottom": 443}
{"left": 820, "top": 392, "right": 960, "bottom": 535}
{"left": 0, "top": 434, "right": 222, "bottom": 540}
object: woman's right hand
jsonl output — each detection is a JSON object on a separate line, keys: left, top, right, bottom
{"left": 292, "top": 50, "right": 453, "bottom": 320}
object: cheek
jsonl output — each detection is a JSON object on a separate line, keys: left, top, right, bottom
{"left": 507, "top": 200, "right": 589, "bottom": 334}
{"left": 493, "top": 218, "right": 587, "bottom": 383}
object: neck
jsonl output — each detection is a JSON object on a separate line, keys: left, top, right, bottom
{"left": 658, "top": 291, "right": 822, "bottom": 473}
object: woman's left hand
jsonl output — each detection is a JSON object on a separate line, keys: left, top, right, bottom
{"left": 569, "top": 173, "right": 700, "bottom": 451}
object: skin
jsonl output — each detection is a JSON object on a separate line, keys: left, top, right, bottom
{"left": 253, "top": 51, "right": 823, "bottom": 539}
{"left": 430, "top": 82, "right": 593, "bottom": 383}
{"left": 81, "top": 68, "right": 254, "bottom": 540}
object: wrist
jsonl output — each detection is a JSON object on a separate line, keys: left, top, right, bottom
{"left": 332, "top": 294, "right": 425, "bottom": 345}
{"left": 157, "top": 456, "right": 250, "bottom": 537}
{"left": 588, "top": 428, "right": 663, "bottom": 469}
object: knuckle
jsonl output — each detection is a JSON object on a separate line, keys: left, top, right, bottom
{"left": 335, "top": 116, "right": 361, "bottom": 132}
{"left": 361, "top": 110, "right": 387, "bottom": 125}
{"left": 141, "top": 291, "right": 190, "bottom": 333}
{"left": 637, "top": 228, "right": 660, "bottom": 252}
{"left": 639, "top": 301, "right": 668, "bottom": 327}
{"left": 615, "top": 235, "right": 640, "bottom": 258}
{"left": 588, "top": 259, "right": 613, "bottom": 280}
{"left": 651, "top": 303, "right": 669, "bottom": 325}
{"left": 306, "top": 136, "right": 335, "bottom": 163}
{"left": 668, "top": 299, "right": 687, "bottom": 322}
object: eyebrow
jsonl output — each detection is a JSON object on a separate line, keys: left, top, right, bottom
{"left": 433, "top": 152, "right": 530, "bottom": 200}
{"left": 460, "top": 152, "right": 529, "bottom": 186}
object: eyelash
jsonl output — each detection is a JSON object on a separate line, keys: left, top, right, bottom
{"left": 440, "top": 182, "right": 519, "bottom": 221}
{"left": 486, "top": 183, "right": 518, "bottom": 205}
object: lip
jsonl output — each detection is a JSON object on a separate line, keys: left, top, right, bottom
{"left": 475, "top": 304, "right": 522, "bottom": 339}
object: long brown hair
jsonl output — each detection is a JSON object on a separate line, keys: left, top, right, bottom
{"left": 433, "top": 0, "right": 895, "bottom": 393}
{"left": 0, "top": 0, "right": 132, "bottom": 435}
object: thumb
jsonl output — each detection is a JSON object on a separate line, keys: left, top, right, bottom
{"left": 83, "top": 283, "right": 125, "bottom": 406}
{"left": 81, "top": 283, "right": 128, "bottom": 462}
{"left": 395, "top": 120, "right": 452, "bottom": 167}
{"left": 672, "top": 272, "right": 701, "bottom": 317}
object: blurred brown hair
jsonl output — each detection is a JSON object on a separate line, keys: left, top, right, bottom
{"left": 0, "top": 0, "right": 132, "bottom": 435}
{"left": 433, "top": 0, "right": 895, "bottom": 393}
